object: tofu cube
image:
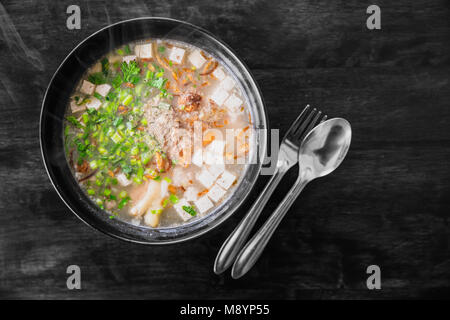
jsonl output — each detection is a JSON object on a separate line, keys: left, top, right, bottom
{"left": 130, "top": 217, "right": 141, "bottom": 226}
{"left": 210, "top": 88, "right": 229, "bottom": 106}
{"left": 207, "top": 184, "right": 227, "bottom": 203}
{"left": 80, "top": 80, "right": 95, "bottom": 95}
{"left": 196, "top": 169, "right": 216, "bottom": 189}
{"left": 204, "top": 152, "right": 224, "bottom": 166}
{"left": 169, "top": 47, "right": 185, "bottom": 64}
{"left": 212, "top": 67, "right": 226, "bottom": 81}
{"left": 160, "top": 179, "right": 169, "bottom": 198}
{"left": 216, "top": 170, "right": 236, "bottom": 190}
{"left": 135, "top": 43, "right": 152, "bottom": 59}
{"left": 174, "top": 198, "right": 194, "bottom": 221}
{"left": 207, "top": 140, "right": 226, "bottom": 154}
{"left": 95, "top": 84, "right": 111, "bottom": 97}
{"left": 122, "top": 55, "right": 137, "bottom": 64}
{"left": 204, "top": 140, "right": 226, "bottom": 165}
{"left": 220, "top": 76, "right": 234, "bottom": 91}
{"left": 117, "top": 173, "right": 132, "bottom": 186}
{"left": 191, "top": 149, "right": 203, "bottom": 167}
{"left": 184, "top": 186, "right": 199, "bottom": 202}
{"left": 206, "top": 164, "right": 225, "bottom": 180}
{"left": 194, "top": 195, "right": 214, "bottom": 214}
{"left": 171, "top": 166, "right": 194, "bottom": 188}
{"left": 70, "top": 100, "right": 86, "bottom": 113}
{"left": 85, "top": 97, "right": 101, "bottom": 110}
{"left": 188, "top": 50, "right": 207, "bottom": 69}
{"left": 224, "top": 94, "right": 243, "bottom": 113}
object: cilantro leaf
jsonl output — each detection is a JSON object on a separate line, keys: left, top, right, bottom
{"left": 112, "top": 74, "right": 123, "bottom": 89}
{"left": 88, "top": 72, "right": 106, "bottom": 85}
{"left": 121, "top": 61, "right": 141, "bottom": 84}
{"left": 149, "top": 77, "right": 167, "bottom": 90}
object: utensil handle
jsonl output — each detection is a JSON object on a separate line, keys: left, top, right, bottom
{"left": 231, "top": 178, "right": 309, "bottom": 279}
{"left": 213, "top": 167, "right": 287, "bottom": 274}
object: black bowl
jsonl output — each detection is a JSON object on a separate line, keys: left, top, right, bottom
{"left": 40, "top": 17, "right": 268, "bottom": 244}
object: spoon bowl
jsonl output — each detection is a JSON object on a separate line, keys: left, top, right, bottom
{"left": 299, "top": 118, "right": 352, "bottom": 180}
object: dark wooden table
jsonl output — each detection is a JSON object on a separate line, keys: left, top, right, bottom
{"left": 0, "top": 0, "right": 449, "bottom": 299}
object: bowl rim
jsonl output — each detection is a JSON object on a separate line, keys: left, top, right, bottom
{"left": 39, "top": 16, "right": 268, "bottom": 245}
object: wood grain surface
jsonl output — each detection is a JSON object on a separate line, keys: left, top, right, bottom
{"left": 0, "top": 0, "right": 449, "bottom": 299}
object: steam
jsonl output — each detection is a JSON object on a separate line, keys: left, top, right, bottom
{"left": 0, "top": 3, "right": 45, "bottom": 108}
{"left": 0, "top": 3, "right": 44, "bottom": 71}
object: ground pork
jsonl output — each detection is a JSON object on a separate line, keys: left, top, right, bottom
{"left": 144, "top": 102, "right": 193, "bottom": 163}
{"left": 144, "top": 90, "right": 226, "bottom": 164}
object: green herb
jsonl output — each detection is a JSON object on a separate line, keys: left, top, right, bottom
{"left": 88, "top": 72, "right": 106, "bottom": 85}
{"left": 124, "top": 45, "right": 131, "bottom": 54}
{"left": 101, "top": 58, "right": 109, "bottom": 76}
{"left": 163, "top": 177, "right": 172, "bottom": 183}
{"left": 121, "top": 61, "right": 141, "bottom": 84}
{"left": 182, "top": 205, "right": 197, "bottom": 216}
{"left": 149, "top": 77, "right": 167, "bottom": 90}
{"left": 112, "top": 75, "right": 123, "bottom": 88}
{"left": 158, "top": 46, "right": 165, "bottom": 53}
{"left": 169, "top": 194, "right": 179, "bottom": 204}
{"left": 118, "top": 196, "right": 130, "bottom": 209}
{"left": 121, "top": 164, "right": 133, "bottom": 175}
{"left": 105, "top": 91, "right": 117, "bottom": 101}
{"left": 93, "top": 92, "right": 103, "bottom": 100}
{"left": 119, "top": 190, "right": 128, "bottom": 199}
{"left": 122, "top": 94, "right": 133, "bottom": 106}
{"left": 67, "top": 116, "right": 82, "bottom": 128}
{"left": 145, "top": 70, "right": 154, "bottom": 81}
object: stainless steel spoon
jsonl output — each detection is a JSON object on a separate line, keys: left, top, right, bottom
{"left": 231, "top": 118, "right": 352, "bottom": 279}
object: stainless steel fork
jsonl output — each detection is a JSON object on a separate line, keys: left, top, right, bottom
{"left": 214, "top": 105, "right": 325, "bottom": 275}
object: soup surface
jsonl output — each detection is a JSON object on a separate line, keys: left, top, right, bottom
{"left": 64, "top": 39, "right": 252, "bottom": 228}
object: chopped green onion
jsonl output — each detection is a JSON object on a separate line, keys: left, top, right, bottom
{"left": 163, "top": 177, "right": 172, "bottom": 183}
{"left": 90, "top": 160, "right": 99, "bottom": 169}
{"left": 122, "top": 94, "right": 133, "bottom": 106}
{"left": 118, "top": 196, "right": 130, "bottom": 209}
{"left": 111, "top": 131, "right": 123, "bottom": 144}
{"left": 119, "top": 190, "right": 128, "bottom": 199}
{"left": 169, "top": 194, "right": 179, "bottom": 204}
{"left": 150, "top": 209, "right": 162, "bottom": 214}
{"left": 182, "top": 205, "right": 197, "bottom": 216}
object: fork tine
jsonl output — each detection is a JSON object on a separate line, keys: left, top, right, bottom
{"left": 303, "top": 111, "right": 322, "bottom": 140}
{"left": 283, "top": 105, "right": 311, "bottom": 138}
{"left": 320, "top": 114, "right": 328, "bottom": 123}
{"left": 296, "top": 110, "right": 321, "bottom": 141}
{"left": 292, "top": 107, "right": 316, "bottom": 139}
